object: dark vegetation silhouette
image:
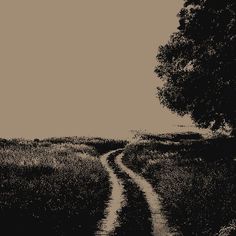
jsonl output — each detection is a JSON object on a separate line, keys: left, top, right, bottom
{"left": 155, "top": 0, "right": 236, "bottom": 134}
{"left": 0, "top": 137, "right": 127, "bottom": 236}
{"left": 123, "top": 133, "right": 236, "bottom": 235}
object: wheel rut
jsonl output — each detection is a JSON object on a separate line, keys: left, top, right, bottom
{"left": 96, "top": 150, "right": 125, "bottom": 235}
{"left": 97, "top": 150, "right": 173, "bottom": 236}
{"left": 116, "top": 153, "right": 174, "bottom": 236}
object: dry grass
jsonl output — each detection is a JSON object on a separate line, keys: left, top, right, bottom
{"left": 0, "top": 139, "right": 113, "bottom": 236}
{"left": 123, "top": 133, "right": 236, "bottom": 236}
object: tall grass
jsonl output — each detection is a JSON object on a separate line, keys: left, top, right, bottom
{"left": 0, "top": 139, "right": 111, "bottom": 236}
{"left": 42, "top": 136, "right": 128, "bottom": 154}
{"left": 123, "top": 134, "right": 236, "bottom": 236}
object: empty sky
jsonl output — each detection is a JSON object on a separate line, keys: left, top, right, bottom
{"left": 0, "top": 0, "right": 202, "bottom": 139}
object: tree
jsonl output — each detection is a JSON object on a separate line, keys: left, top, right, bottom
{"left": 155, "top": 0, "right": 236, "bottom": 134}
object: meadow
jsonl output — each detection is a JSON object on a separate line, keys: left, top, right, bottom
{"left": 123, "top": 133, "right": 236, "bottom": 236}
{"left": 1, "top": 133, "right": 236, "bottom": 235}
{"left": 0, "top": 137, "right": 126, "bottom": 236}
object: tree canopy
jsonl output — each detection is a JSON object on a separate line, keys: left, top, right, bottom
{"left": 155, "top": 0, "right": 236, "bottom": 133}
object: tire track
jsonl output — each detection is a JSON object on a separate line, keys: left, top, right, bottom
{"left": 107, "top": 150, "right": 153, "bottom": 235}
{"left": 115, "top": 153, "right": 173, "bottom": 236}
{"left": 96, "top": 150, "right": 125, "bottom": 235}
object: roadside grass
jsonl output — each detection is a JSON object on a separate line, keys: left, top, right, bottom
{"left": 0, "top": 137, "right": 126, "bottom": 236}
{"left": 42, "top": 136, "right": 128, "bottom": 155}
{"left": 123, "top": 133, "right": 236, "bottom": 236}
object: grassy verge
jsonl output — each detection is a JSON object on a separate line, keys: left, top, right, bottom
{"left": 0, "top": 137, "right": 118, "bottom": 236}
{"left": 107, "top": 150, "right": 152, "bottom": 235}
{"left": 123, "top": 133, "right": 236, "bottom": 236}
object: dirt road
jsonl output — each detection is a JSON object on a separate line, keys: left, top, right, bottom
{"left": 96, "top": 150, "right": 125, "bottom": 235}
{"left": 96, "top": 150, "right": 173, "bottom": 236}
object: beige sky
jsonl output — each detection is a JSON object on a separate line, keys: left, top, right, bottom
{"left": 0, "top": 0, "right": 203, "bottom": 139}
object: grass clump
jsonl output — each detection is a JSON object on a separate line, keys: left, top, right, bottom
{"left": 218, "top": 220, "right": 236, "bottom": 236}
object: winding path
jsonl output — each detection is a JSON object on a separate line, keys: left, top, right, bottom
{"left": 97, "top": 150, "right": 174, "bottom": 236}
{"left": 115, "top": 153, "right": 173, "bottom": 236}
{"left": 96, "top": 150, "right": 125, "bottom": 235}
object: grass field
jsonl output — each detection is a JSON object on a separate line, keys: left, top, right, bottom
{"left": 1, "top": 134, "right": 236, "bottom": 235}
{"left": 123, "top": 133, "right": 236, "bottom": 236}
{"left": 0, "top": 137, "right": 126, "bottom": 236}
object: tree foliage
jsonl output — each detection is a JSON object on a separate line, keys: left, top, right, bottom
{"left": 155, "top": 0, "right": 236, "bottom": 133}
